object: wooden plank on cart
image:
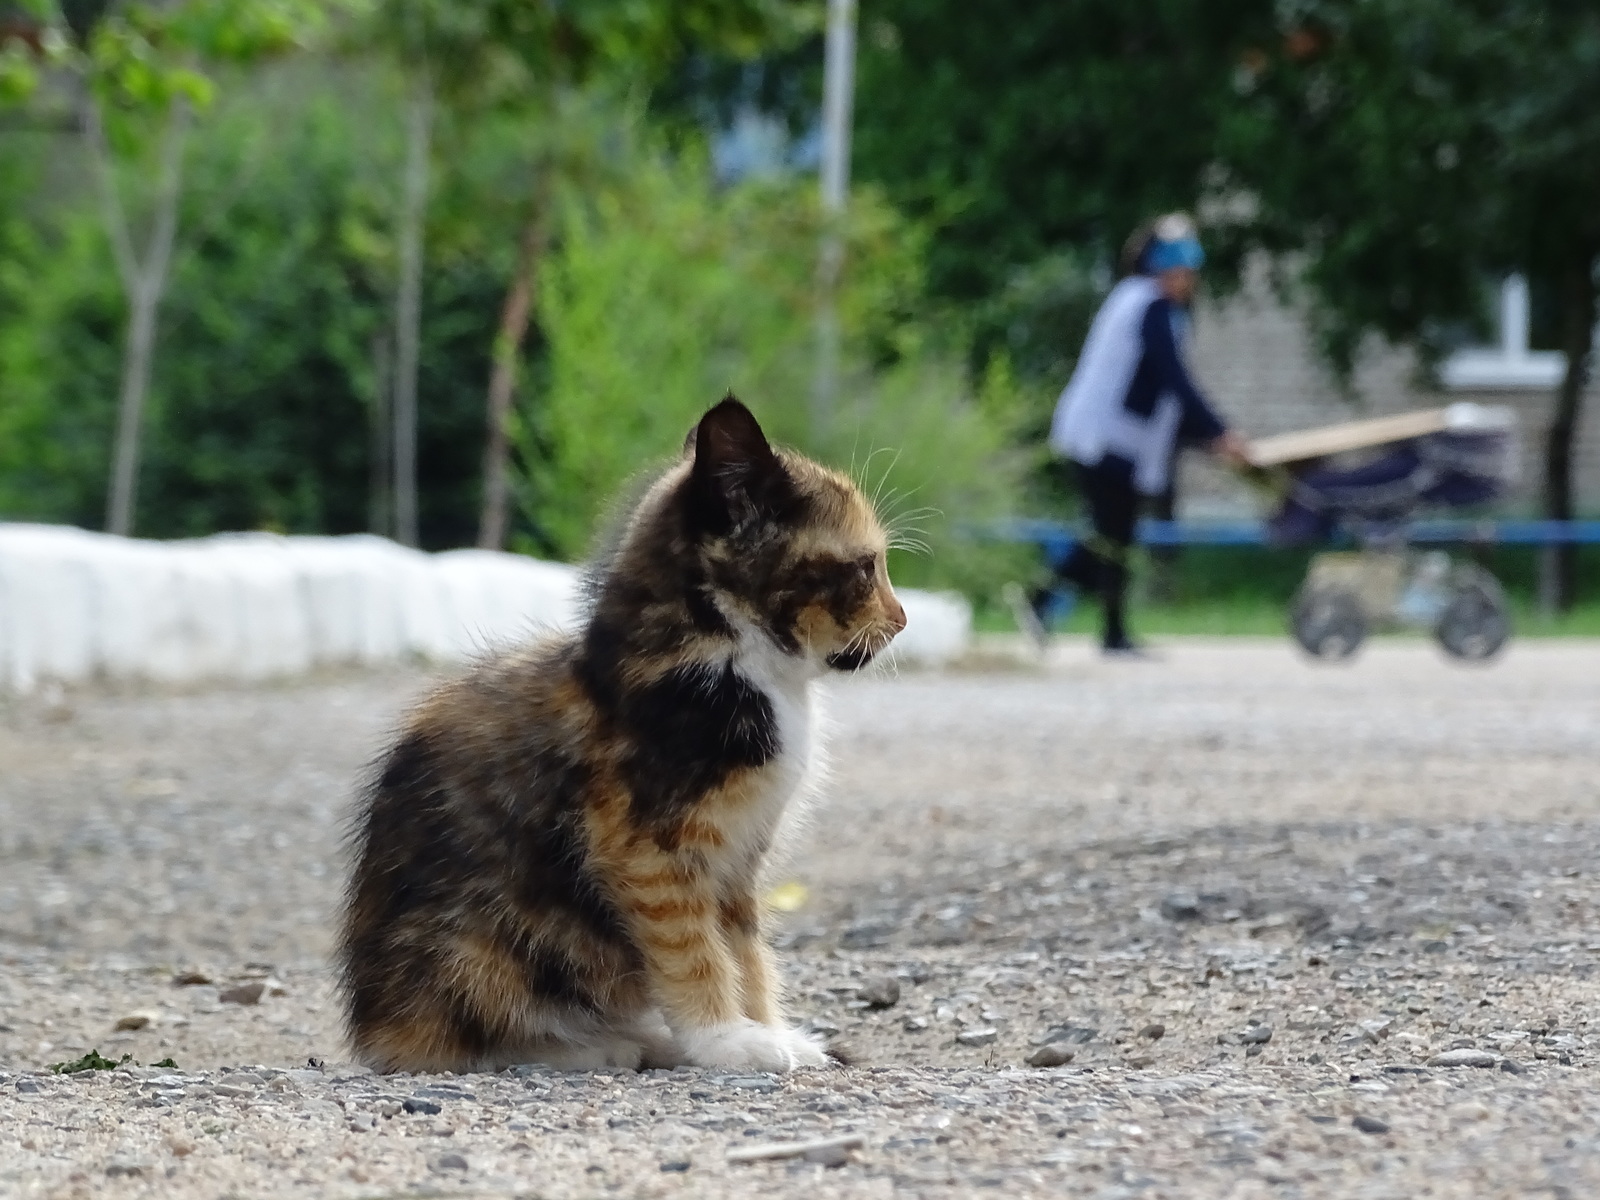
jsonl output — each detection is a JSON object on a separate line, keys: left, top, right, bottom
{"left": 1246, "top": 408, "right": 1451, "bottom": 467}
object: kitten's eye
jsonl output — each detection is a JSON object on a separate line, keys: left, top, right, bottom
{"left": 854, "top": 554, "right": 877, "bottom": 579}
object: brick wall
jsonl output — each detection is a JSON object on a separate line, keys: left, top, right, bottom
{"left": 1178, "top": 267, "right": 1600, "bottom": 519}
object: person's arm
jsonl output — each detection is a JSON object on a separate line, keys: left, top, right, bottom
{"left": 1140, "top": 298, "right": 1227, "bottom": 445}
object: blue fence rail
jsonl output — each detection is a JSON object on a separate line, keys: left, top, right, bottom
{"left": 997, "top": 518, "right": 1600, "bottom": 560}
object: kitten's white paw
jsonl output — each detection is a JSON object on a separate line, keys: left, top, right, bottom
{"left": 773, "top": 1024, "right": 830, "bottom": 1068}
{"left": 677, "top": 1019, "right": 830, "bottom": 1072}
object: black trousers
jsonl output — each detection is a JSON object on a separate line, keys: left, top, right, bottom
{"left": 1053, "top": 456, "right": 1140, "bottom": 648}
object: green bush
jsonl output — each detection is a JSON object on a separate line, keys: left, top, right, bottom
{"left": 523, "top": 149, "right": 1030, "bottom": 594}
{"left": 0, "top": 63, "right": 524, "bottom": 546}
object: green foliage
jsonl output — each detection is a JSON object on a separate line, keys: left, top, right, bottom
{"left": 5, "top": 0, "right": 333, "bottom": 116}
{"left": 50, "top": 1049, "right": 132, "bottom": 1073}
{"left": 521, "top": 144, "right": 1028, "bottom": 592}
{"left": 348, "top": 0, "right": 806, "bottom": 107}
{"left": 0, "top": 61, "right": 523, "bottom": 544}
{"left": 139, "top": 72, "right": 391, "bottom": 537}
{"left": 47, "top": 1049, "right": 179, "bottom": 1072}
{"left": 1223, "top": 1, "right": 1600, "bottom": 372}
{"left": 0, "top": 141, "right": 122, "bottom": 525}
{"left": 849, "top": 1, "right": 1270, "bottom": 306}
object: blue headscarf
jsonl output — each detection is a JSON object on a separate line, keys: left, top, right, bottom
{"left": 1139, "top": 212, "right": 1206, "bottom": 273}
{"left": 1143, "top": 236, "right": 1206, "bottom": 273}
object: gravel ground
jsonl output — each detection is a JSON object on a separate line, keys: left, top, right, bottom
{"left": 1, "top": 636, "right": 1598, "bottom": 1199}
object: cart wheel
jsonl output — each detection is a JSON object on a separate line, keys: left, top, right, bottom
{"left": 1434, "top": 569, "right": 1510, "bottom": 661}
{"left": 1291, "top": 585, "right": 1366, "bottom": 659}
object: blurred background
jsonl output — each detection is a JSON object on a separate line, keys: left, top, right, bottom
{"left": 0, "top": 0, "right": 1596, "bottom": 634}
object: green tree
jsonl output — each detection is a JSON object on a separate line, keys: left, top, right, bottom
{"left": 524, "top": 145, "right": 1030, "bottom": 594}
{"left": 8, "top": 0, "right": 327, "bottom": 535}
{"left": 848, "top": 2, "right": 1267, "bottom": 314}
{"left": 348, "top": 0, "right": 805, "bottom": 549}
{"left": 1223, "top": 0, "right": 1600, "bottom": 607}
{"left": 0, "top": 60, "right": 511, "bottom": 545}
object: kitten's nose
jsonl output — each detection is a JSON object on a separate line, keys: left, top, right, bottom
{"left": 883, "top": 589, "right": 907, "bottom": 634}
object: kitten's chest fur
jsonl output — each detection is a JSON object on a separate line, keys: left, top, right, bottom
{"left": 704, "top": 644, "right": 819, "bottom": 883}
{"left": 583, "top": 620, "right": 822, "bottom": 885}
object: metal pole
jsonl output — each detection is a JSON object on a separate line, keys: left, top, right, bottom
{"left": 819, "top": 0, "right": 857, "bottom": 215}
{"left": 812, "top": 0, "right": 857, "bottom": 436}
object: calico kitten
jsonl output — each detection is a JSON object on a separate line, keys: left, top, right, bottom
{"left": 338, "top": 396, "right": 906, "bottom": 1074}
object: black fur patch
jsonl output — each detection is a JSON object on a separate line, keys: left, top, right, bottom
{"left": 378, "top": 730, "right": 435, "bottom": 793}
{"left": 770, "top": 554, "right": 874, "bottom": 647}
{"left": 825, "top": 644, "right": 879, "bottom": 671}
{"left": 444, "top": 995, "right": 496, "bottom": 1058}
{"left": 508, "top": 793, "right": 630, "bottom": 949}
{"left": 344, "top": 732, "right": 631, "bottom": 1040}
{"left": 613, "top": 662, "right": 778, "bottom": 828}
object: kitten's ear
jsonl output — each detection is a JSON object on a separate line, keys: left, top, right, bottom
{"left": 687, "top": 395, "right": 786, "bottom": 534}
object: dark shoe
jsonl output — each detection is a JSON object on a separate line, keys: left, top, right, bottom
{"left": 1101, "top": 638, "right": 1159, "bottom": 661}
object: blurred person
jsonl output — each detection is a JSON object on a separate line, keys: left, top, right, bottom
{"left": 1007, "top": 213, "right": 1250, "bottom": 656}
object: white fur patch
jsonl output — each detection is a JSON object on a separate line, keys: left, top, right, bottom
{"left": 701, "top": 616, "right": 826, "bottom": 888}
{"left": 677, "top": 1019, "right": 828, "bottom": 1072}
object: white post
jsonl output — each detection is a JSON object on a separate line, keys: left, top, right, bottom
{"left": 819, "top": 0, "right": 857, "bottom": 215}
{"left": 812, "top": 0, "right": 857, "bottom": 436}
{"left": 1501, "top": 274, "right": 1531, "bottom": 359}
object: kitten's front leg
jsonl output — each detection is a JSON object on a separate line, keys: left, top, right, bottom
{"left": 721, "top": 892, "right": 779, "bottom": 1024}
{"left": 616, "top": 852, "right": 821, "bottom": 1072}
{"left": 721, "top": 893, "right": 830, "bottom": 1069}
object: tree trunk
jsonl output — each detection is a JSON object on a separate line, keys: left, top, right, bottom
{"left": 1541, "top": 253, "right": 1596, "bottom": 612}
{"left": 107, "top": 281, "right": 162, "bottom": 537}
{"left": 477, "top": 212, "right": 546, "bottom": 551}
{"left": 88, "top": 99, "right": 189, "bottom": 538}
{"left": 392, "top": 74, "right": 433, "bottom": 548}
{"left": 368, "top": 331, "right": 393, "bottom": 537}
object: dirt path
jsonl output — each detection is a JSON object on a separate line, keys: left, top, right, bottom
{"left": 1, "top": 638, "right": 1597, "bottom": 1198}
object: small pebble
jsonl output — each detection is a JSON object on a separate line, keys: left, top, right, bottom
{"left": 1138, "top": 1023, "right": 1166, "bottom": 1040}
{"left": 219, "top": 982, "right": 266, "bottom": 1006}
{"left": 722, "top": 1076, "right": 780, "bottom": 1092}
{"left": 1498, "top": 1058, "right": 1525, "bottom": 1075}
{"left": 858, "top": 975, "right": 901, "bottom": 1009}
{"left": 1026, "top": 1043, "right": 1076, "bottom": 1068}
{"left": 1353, "top": 1115, "right": 1390, "bottom": 1135}
{"left": 660, "top": 1160, "right": 691, "bottom": 1173}
{"left": 802, "top": 1142, "right": 854, "bottom": 1168}
{"left": 172, "top": 970, "right": 212, "bottom": 987}
{"left": 1160, "top": 892, "right": 1202, "bottom": 921}
{"left": 114, "top": 1012, "right": 154, "bottom": 1032}
{"left": 403, "top": 1098, "right": 443, "bottom": 1115}
{"left": 430, "top": 1153, "right": 468, "bottom": 1173}
{"left": 956, "top": 1027, "right": 998, "bottom": 1048}
{"left": 1427, "top": 1049, "right": 1498, "bottom": 1069}
{"left": 1241, "top": 1024, "right": 1274, "bottom": 1045}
